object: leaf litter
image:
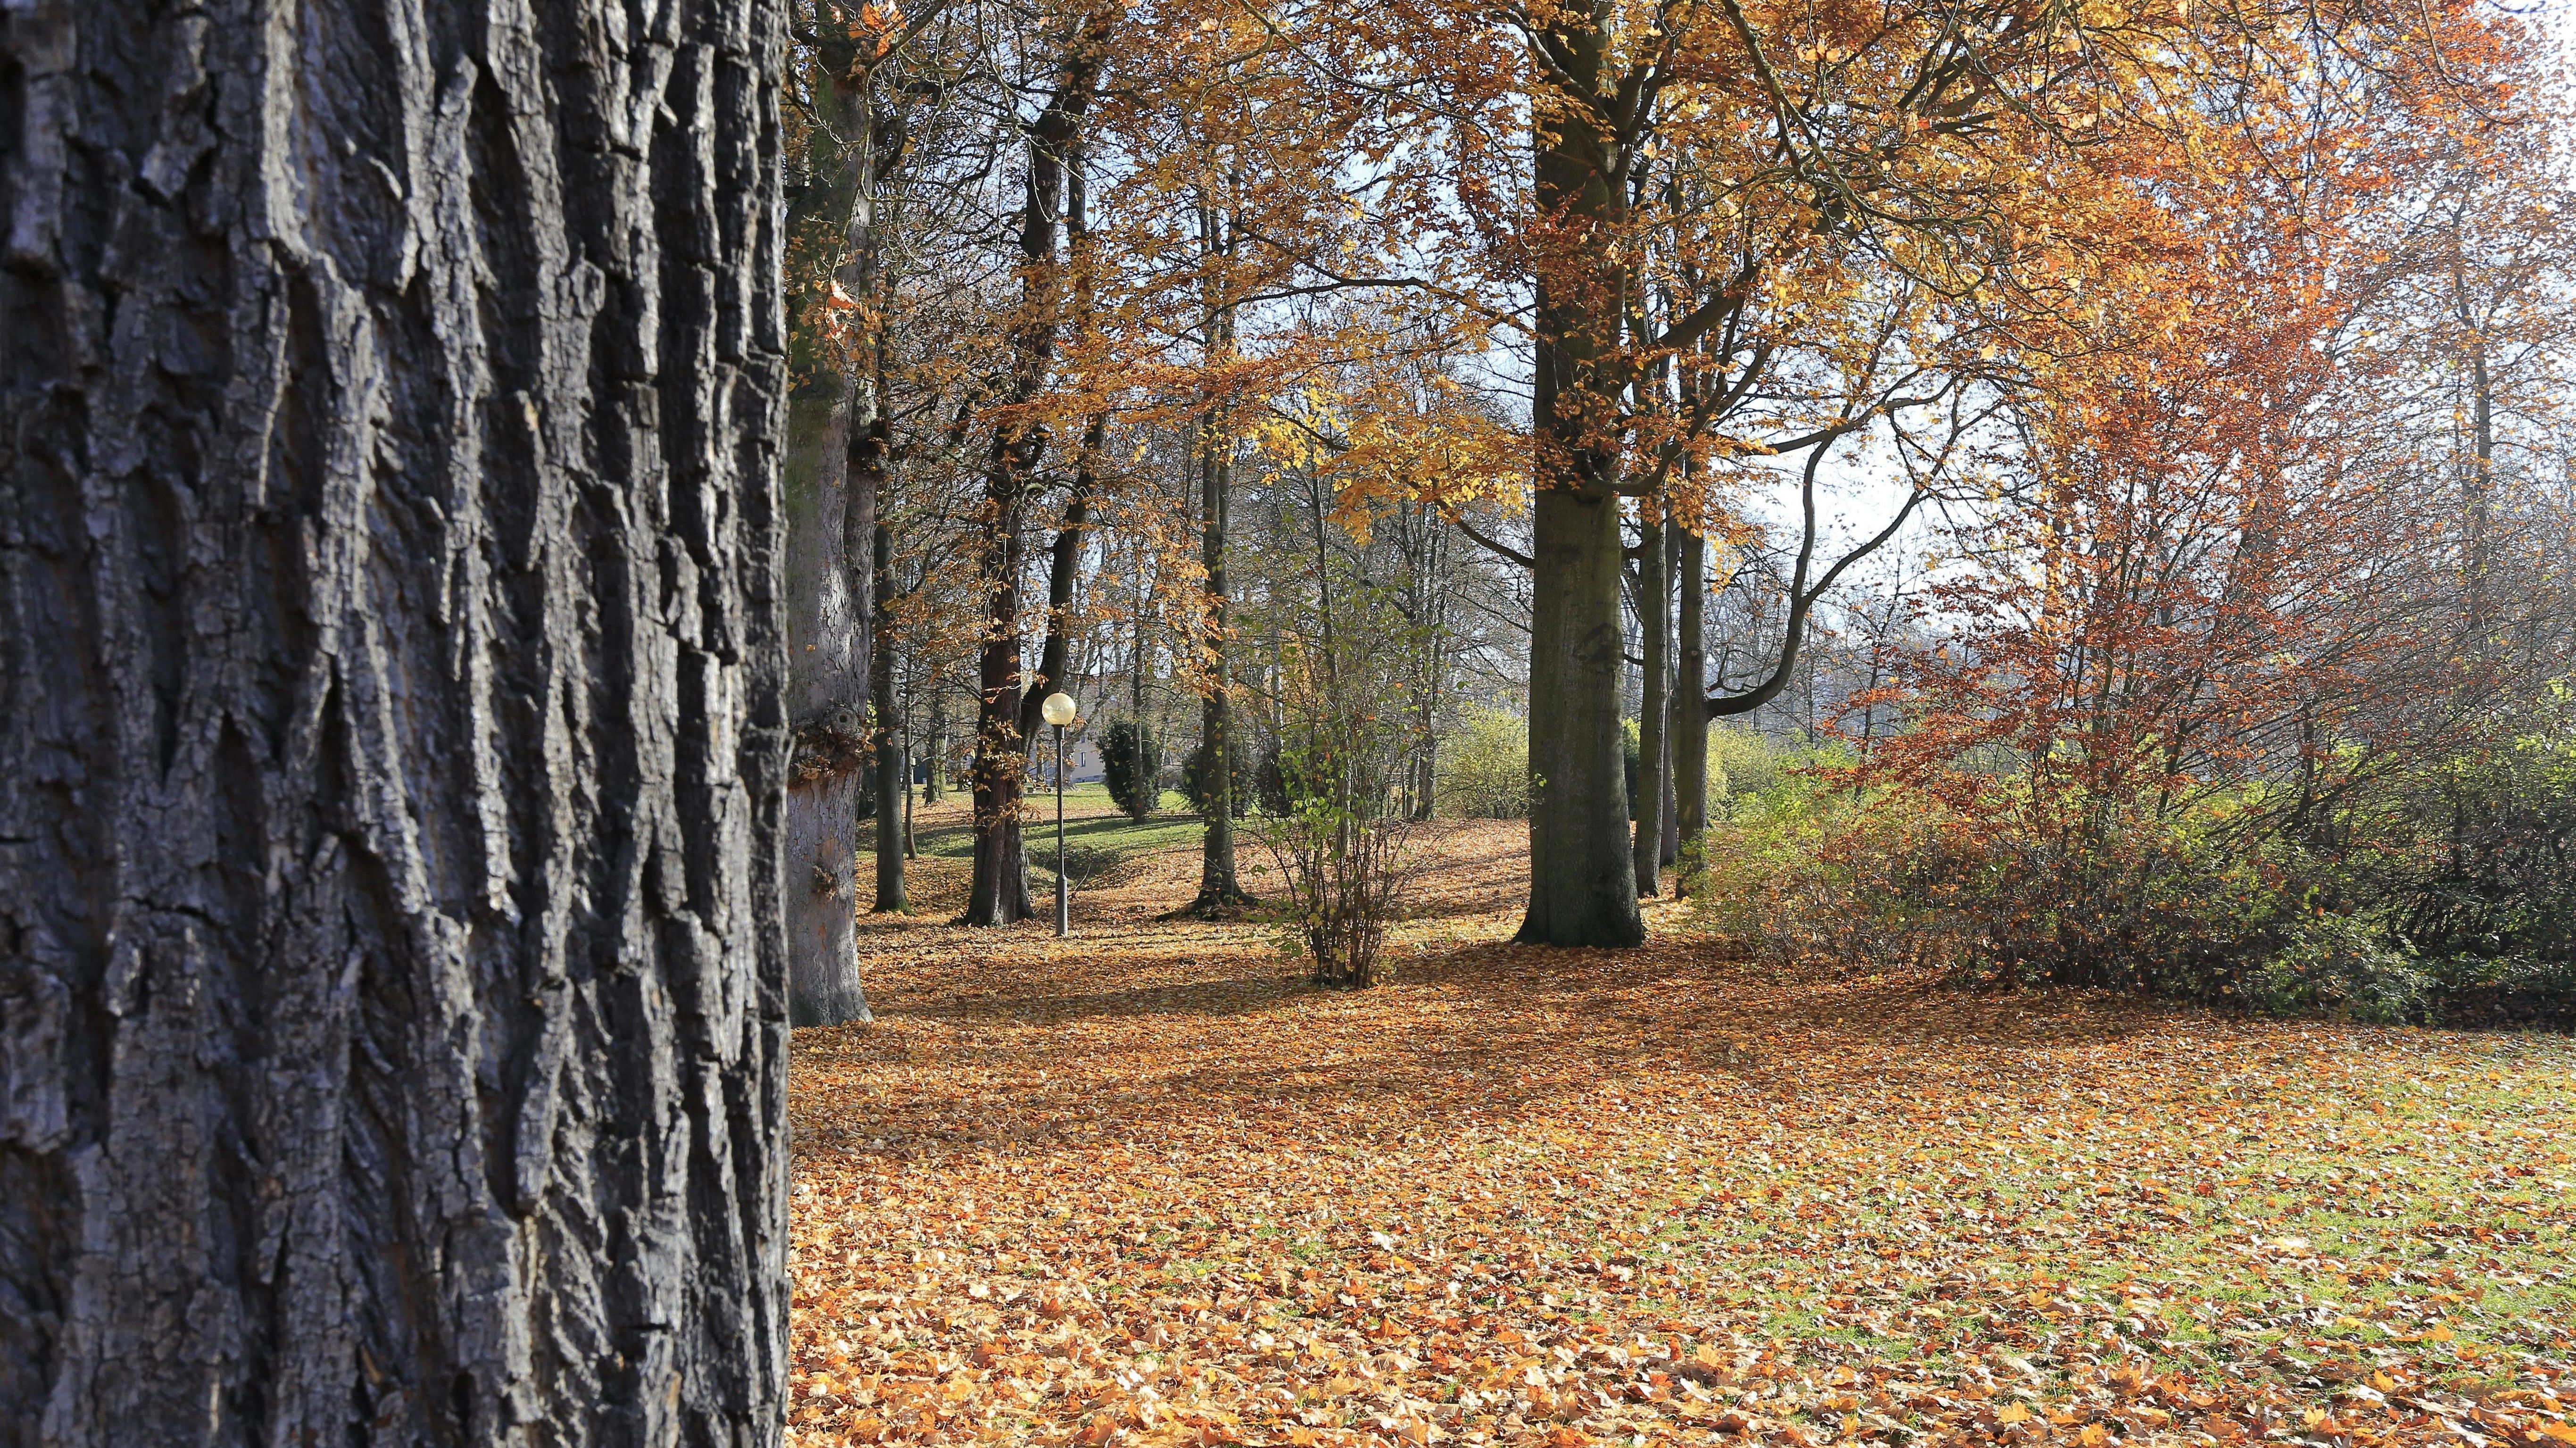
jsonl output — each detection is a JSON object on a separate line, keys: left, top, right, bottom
{"left": 789, "top": 819, "right": 2576, "bottom": 1448}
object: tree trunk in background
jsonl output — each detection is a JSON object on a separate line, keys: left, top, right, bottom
{"left": 781, "top": 384, "right": 868, "bottom": 1021}
{"left": 1190, "top": 410, "right": 1253, "bottom": 912}
{"left": 925, "top": 687, "right": 947, "bottom": 802}
{"left": 965, "top": 500, "right": 1034, "bottom": 924}
{"left": 780, "top": 42, "right": 880, "bottom": 1027}
{"left": 1672, "top": 526, "right": 1709, "bottom": 893}
{"left": 1632, "top": 510, "right": 1669, "bottom": 897}
{"left": 961, "top": 11, "right": 1106, "bottom": 926}
{"left": 0, "top": 0, "right": 790, "bottom": 1441}
{"left": 1659, "top": 520, "right": 1682, "bottom": 866}
{"left": 1188, "top": 203, "right": 1252, "bottom": 915}
{"left": 1517, "top": 26, "right": 1644, "bottom": 946}
{"left": 871, "top": 518, "right": 907, "bottom": 912}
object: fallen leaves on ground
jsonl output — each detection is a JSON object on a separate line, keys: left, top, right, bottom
{"left": 789, "top": 814, "right": 2576, "bottom": 1447}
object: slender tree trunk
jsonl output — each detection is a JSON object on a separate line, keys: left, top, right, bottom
{"left": 1190, "top": 400, "right": 1253, "bottom": 912}
{"left": 1632, "top": 509, "right": 1670, "bottom": 896}
{"left": 1672, "top": 525, "right": 1709, "bottom": 892}
{"left": 0, "top": 0, "right": 791, "bottom": 1441}
{"left": 1659, "top": 520, "right": 1682, "bottom": 866}
{"left": 925, "top": 685, "right": 946, "bottom": 802}
{"left": 1517, "top": 25, "right": 1643, "bottom": 946}
{"left": 782, "top": 379, "right": 869, "bottom": 1020}
{"left": 1189, "top": 205, "right": 1252, "bottom": 914}
{"left": 871, "top": 518, "right": 906, "bottom": 911}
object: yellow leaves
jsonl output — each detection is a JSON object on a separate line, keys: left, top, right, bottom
{"left": 781, "top": 815, "right": 2576, "bottom": 1448}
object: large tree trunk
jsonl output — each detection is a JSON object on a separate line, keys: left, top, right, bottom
{"left": 1672, "top": 525, "right": 1709, "bottom": 892}
{"left": 1522, "top": 487, "right": 1645, "bottom": 944}
{"left": 1632, "top": 509, "right": 1669, "bottom": 897}
{"left": 1517, "top": 23, "right": 1644, "bottom": 947}
{"left": 0, "top": 0, "right": 791, "bottom": 1441}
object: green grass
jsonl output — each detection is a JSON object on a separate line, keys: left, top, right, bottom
{"left": 900, "top": 785, "right": 1210, "bottom": 873}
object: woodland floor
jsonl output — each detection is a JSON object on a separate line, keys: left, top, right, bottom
{"left": 786, "top": 796, "right": 2576, "bottom": 1448}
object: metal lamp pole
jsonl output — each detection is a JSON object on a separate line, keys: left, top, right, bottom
{"left": 1054, "top": 721, "right": 1068, "bottom": 935}
{"left": 1041, "top": 691, "right": 1076, "bottom": 936}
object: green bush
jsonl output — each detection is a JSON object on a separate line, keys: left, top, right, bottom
{"left": 1181, "top": 734, "right": 1257, "bottom": 818}
{"left": 1707, "top": 723, "right": 1797, "bottom": 814}
{"left": 2240, "top": 913, "right": 2428, "bottom": 1024}
{"left": 2342, "top": 698, "right": 2576, "bottom": 973}
{"left": 1436, "top": 706, "right": 1529, "bottom": 818}
{"left": 1101, "top": 720, "right": 1160, "bottom": 821}
{"left": 1682, "top": 684, "right": 2576, "bottom": 1028}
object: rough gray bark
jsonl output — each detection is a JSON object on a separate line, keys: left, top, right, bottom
{"left": 0, "top": 0, "right": 792, "bottom": 1442}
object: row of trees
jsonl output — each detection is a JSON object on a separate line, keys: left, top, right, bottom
{"left": 774, "top": 0, "right": 2575, "bottom": 1015}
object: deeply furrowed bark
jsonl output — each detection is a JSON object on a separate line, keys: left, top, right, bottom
{"left": 0, "top": 0, "right": 791, "bottom": 1442}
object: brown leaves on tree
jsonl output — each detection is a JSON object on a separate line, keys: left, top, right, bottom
{"left": 785, "top": 820, "right": 2576, "bottom": 1447}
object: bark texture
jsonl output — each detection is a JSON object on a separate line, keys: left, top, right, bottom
{"left": 0, "top": 0, "right": 792, "bottom": 1441}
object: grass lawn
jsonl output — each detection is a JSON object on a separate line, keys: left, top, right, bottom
{"left": 791, "top": 821, "right": 2576, "bottom": 1447}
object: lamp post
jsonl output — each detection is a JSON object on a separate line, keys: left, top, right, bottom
{"left": 1041, "top": 691, "right": 1077, "bottom": 936}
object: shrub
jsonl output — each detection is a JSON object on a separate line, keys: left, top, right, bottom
{"left": 1259, "top": 732, "right": 1423, "bottom": 989}
{"left": 2343, "top": 698, "right": 2576, "bottom": 972}
{"left": 2240, "top": 913, "right": 2427, "bottom": 1024}
{"left": 1100, "top": 720, "right": 1160, "bottom": 820}
{"left": 1707, "top": 723, "right": 1798, "bottom": 815}
{"left": 1181, "top": 733, "right": 1257, "bottom": 819}
{"left": 1435, "top": 706, "right": 1528, "bottom": 818}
